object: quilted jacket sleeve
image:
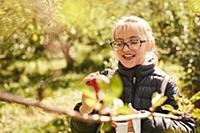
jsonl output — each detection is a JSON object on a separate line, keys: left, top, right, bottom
{"left": 141, "top": 78, "right": 196, "bottom": 133}
{"left": 70, "top": 103, "right": 101, "bottom": 133}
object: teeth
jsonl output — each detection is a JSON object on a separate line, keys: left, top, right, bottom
{"left": 123, "top": 54, "right": 135, "bottom": 60}
{"left": 124, "top": 55, "right": 133, "bottom": 57}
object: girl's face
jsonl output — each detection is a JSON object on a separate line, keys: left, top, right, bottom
{"left": 114, "top": 27, "right": 150, "bottom": 68}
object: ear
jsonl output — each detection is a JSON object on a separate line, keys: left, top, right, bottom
{"left": 147, "top": 40, "right": 155, "bottom": 52}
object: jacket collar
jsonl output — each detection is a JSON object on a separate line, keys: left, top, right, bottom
{"left": 117, "top": 58, "right": 155, "bottom": 80}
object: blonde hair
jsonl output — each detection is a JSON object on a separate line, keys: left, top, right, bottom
{"left": 113, "top": 16, "right": 155, "bottom": 43}
{"left": 113, "top": 16, "right": 157, "bottom": 63}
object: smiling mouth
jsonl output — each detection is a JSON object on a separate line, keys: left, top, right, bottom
{"left": 122, "top": 54, "right": 136, "bottom": 60}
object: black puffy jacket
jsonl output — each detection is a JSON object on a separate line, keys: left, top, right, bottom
{"left": 70, "top": 60, "right": 196, "bottom": 133}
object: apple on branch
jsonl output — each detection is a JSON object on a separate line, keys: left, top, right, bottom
{"left": 85, "top": 73, "right": 110, "bottom": 100}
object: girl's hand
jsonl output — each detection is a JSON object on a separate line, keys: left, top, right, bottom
{"left": 79, "top": 94, "right": 95, "bottom": 114}
{"left": 80, "top": 72, "right": 109, "bottom": 114}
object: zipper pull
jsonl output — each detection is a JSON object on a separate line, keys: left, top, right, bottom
{"left": 133, "top": 77, "right": 136, "bottom": 84}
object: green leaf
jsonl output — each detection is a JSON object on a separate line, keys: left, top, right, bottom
{"left": 109, "top": 75, "right": 123, "bottom": 97}
{"left": 161, "top": 104, "right": 180, "bottom": 114}
{"left": 103, "top": 95, "right": 116, "bottom": 105}
{"left": 96, "top": 77, "right": 109, "bottom": 91}
{"left": 190, "top": 91, "right": 200, "bottom": 103}
{"left": 102, "top": 75, "right": 123, "bottom": 106}
{"left": 151, "top": 92, "right": 167, "bottom": 111}
{"left": 101, "top": 122, "right": 112, "bottom": 132}
{"left": 80, "top": 86, "right": 96, "bottom": 99}
{"left": 191, "top": 108, "right": 200, "bottom": 119}
{"left": 116, "top": 105, "right": 132, "bottom": 115}
{"left": 109, "top": 75, "right": 122, "bottom": 96}
{"left": 161, "top": 104, "right": 174, "bottom": 111}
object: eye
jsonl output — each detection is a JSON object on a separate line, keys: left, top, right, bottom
{"left": 130, "top": 40, "right": 140, "bottom": 45}
{"left": 114, "top": 41, "right": 123, "bottom": 46}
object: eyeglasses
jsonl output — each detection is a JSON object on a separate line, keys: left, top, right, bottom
{"left": 110, "top": 39, "right": 147, "bottom": 51}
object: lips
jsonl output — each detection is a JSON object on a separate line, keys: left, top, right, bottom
{"left": 122, "top": 54, "right": 136, "bottom": 60}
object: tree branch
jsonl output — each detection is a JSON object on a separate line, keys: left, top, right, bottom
{"left": 0, "top": 91, "right": 190, "bottom": 123}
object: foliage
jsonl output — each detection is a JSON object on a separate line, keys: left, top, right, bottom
{"left": 1, "top": 0, "right": 200, "bottom": 94}
{"left": 150, "top": 92, "right": 167, "bottom": 111}
{"left": 162, "top": 91, "right": 200, "bottom": 121}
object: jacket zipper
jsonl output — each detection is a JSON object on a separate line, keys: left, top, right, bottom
{"left": 133, "top": 77, "right": 136, "bottom": 85}
{"left": 132, "top": 77, "right": 137, "bottom": 107}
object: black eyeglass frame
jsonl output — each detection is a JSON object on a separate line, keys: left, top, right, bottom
{"left": 110, "top": 39, "right": 147, "bottom": 51}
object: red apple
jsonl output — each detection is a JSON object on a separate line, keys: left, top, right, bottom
{"left": 86, "top": 74, "right": 109, "bottom": 99}
{"left": 86, "top": 78, "right": 100, "bottom": 99}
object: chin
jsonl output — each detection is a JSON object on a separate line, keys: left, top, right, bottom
{"left": 125, "top": 65, "right": 135, "bottom": 68}
{"left": 121, "top": 62, "right": 136, "bottom": 68}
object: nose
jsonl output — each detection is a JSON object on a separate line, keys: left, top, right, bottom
{"left": 122, "top": 43, "right": 131, "bottom": 51}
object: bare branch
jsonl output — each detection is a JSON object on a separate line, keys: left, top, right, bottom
{"left": 0, "top": 91, "right": 190, "bottom": 123}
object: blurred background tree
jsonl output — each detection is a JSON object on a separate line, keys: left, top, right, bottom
{"left": 0, "top": 0, "right": 199, "bottom": 132}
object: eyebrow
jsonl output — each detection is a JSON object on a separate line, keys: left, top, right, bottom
{"left": 129, "top": 36, "right": 140, "bottom": 39}
{"left": 115, "top": 36, "right": 140, "bottom": 41}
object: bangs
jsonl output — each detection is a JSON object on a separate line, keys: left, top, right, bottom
{"left": 114, "top": 22, "right": 148, "bottom": 40}
{"left": 113, "top": 15, "right": 154, "bottom": 41}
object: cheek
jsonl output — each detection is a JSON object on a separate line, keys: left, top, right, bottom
{"left": 115, "top": 51, "right": 121, "bottom": 57}
{"left": 136, "top": 50, "right": 148, "bottom": 61}
{"left": 136, "top": 45, "right": 148, "bottom": 55}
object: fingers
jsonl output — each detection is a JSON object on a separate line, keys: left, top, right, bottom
{"left": 80, "top": 94, "right": 95, "bottom": 114}
{"left": 82, "top": 72, "right": 100, "bottom": 84}
{"left": 82, "top": 94, "right": 88, "bottom": 101}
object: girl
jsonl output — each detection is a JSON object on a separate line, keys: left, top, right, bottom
{"left": 70, "top": 16, "right": 195, "bottom": 133}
